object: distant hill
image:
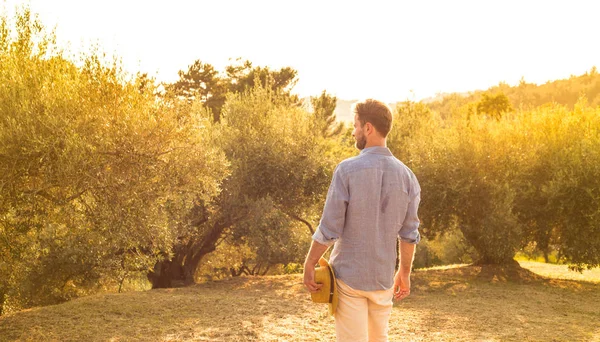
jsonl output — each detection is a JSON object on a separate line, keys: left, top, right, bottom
{"left": 308, "top": 67, "right": 600, "bottom": 123}
{"left": 427, "top": 67, "right": 600, "bottom": 115}
{"left": 420, "top": 92, "right": 470, "bottom": 104}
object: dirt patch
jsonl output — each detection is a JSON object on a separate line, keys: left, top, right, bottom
{"left": 1, "top": 263, "right": 599, "bottom": 341}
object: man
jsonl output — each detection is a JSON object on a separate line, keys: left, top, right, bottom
{"left": 303, "top": 99, "right": 421, "bottom": 342}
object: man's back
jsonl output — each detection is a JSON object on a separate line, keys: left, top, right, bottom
{"left": 313, "top": 146, "right": 421, "bottom": 291}
{"left": 303, "top": 99, "right": 421, "bottom": 341}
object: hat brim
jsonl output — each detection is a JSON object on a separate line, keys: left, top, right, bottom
{"left": 318, "top": 258, "right": 338, "bottom": 316}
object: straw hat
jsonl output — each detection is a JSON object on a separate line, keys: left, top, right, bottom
{"left": 311, "top": 257, "right": 338, "bottom": 315}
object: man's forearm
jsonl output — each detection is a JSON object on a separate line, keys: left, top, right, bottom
{"left": 304, "top": 240, "right": 329, "bottom": 267}
{"left": 399, "top": 240, "right": 416, "bottom": 272}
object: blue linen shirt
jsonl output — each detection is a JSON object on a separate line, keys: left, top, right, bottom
{"left": 312, "top": 146, "right": 421, "bottom": 291}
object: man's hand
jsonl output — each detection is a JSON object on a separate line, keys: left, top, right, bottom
{"left": 394, "top": 240, "right": 415, "bottom": 301}
{"left": 393, "top": 269, "right": 411, "bottom": 301}
{"left": 303, "top": 240, "right": 328, "bottom": 293}
{"left": 303, "top": 262, "right": 323, "bottom": 293}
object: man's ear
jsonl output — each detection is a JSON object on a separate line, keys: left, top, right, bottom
{"left": 366, "top": 122, "right": 374, "bottom": 136}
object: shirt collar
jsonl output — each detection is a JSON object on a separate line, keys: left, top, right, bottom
{"left": 359, "top": 146, "right": 393, "bottom": 156}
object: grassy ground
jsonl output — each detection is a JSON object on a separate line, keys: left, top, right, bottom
{"left": 1, "top": 261, "right": 599, "bottom": 341}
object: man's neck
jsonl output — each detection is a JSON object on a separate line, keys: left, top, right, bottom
{"left": 364, "top": 141, "right": 387, "bottom": 149}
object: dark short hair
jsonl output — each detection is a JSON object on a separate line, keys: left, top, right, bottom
{"left": 353, "top": 99, "right": 393, "bottom": 137}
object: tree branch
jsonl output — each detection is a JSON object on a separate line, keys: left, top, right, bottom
{"left": 279, "top": 208, "right": 315, "bottom": 235}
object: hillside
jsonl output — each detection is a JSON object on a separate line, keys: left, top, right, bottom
{"left": 334, "top": 69, "right": 600, "bottom": 123}
{"left": 427, "top": 67, "right": 600, "bottom": 115}
{"left": 1, "top": 261, "right": 599, "bottom": 341}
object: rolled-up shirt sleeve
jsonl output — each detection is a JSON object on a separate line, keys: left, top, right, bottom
{"left": 313, "top": 165, "right": 349, "bottom": 246}
{"left": 399, "top": 191, "right": 421, "bottom": 244}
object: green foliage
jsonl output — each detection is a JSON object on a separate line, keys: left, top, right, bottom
{"left": 0, "top": 8, "right": 226, "bottom": 312}
{"left": 476, "top": 92, "right": 512, "bottom": 119}
{"left": 167, "top": 58, "right": 300, "bottom": 123}
{"left": 398, "top": 91, "right": 600, "bottom": 268}
{"left": 511, "top": 99, "right": 600, "bottom": 270}
{"left": 408, "top": 114, "right": 523, "bottom": 264}
{"left": 309, "top": 90, "right": 345, "bottom": 138}
{"left": 167, "top": 60, "right": 226, "bottom": 122}
{"left": 282, "top": 263, "right": 303, "bottom": 274}
{"left": 213, "top": 83, "right": 347, "bottom": 269}
{"left": 421, "top": 70, "right": 600, "bottom": 268}
{"left": 149, "top": 78, "right": 353, "bottom": 288}
{"left": 387, "top": 101, "right": 438, "bottom": 162}
{"left": 413, "top": 227, "right": 476, "bottom": 269}
{"left": 3, "top": 4, "right": 600, "bottom": 316}
{"left": 429, "top": 67, "right": 600, "bottom": 119}
{"left": 234, "top": 198, "right": 309, "bottom": 267}
{"left": 197, "top": 197, "right": 311, "bottom": 279}
{"left": 225, "top": 58, "right": 298, "bottom": 99}
{"left": 220, "top": 83, "right": 336, "bottom": 214}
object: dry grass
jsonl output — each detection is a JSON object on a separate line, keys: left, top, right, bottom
{"left": 518, "top": 261, "right": 600, "bottom": 284}
{"left": 1, "top": 261, "right": 599, "bottom": 341}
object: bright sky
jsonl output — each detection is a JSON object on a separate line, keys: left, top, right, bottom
{"left": 2, "top": 0, "right": 599, "bottom": 103}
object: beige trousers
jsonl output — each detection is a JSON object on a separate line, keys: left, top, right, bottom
{"left": 334, "top": 279, "right": 394, "bottom": 342}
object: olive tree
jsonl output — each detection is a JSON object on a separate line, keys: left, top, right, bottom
{"left": 0, "top": 9, "right": 226, "bottom": 313}
{"left": 147, "top": 82, "right": 351, "bottom": 287}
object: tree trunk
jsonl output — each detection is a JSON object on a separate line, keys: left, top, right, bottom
{"left": 261, "top": 265, "right": 271, "bottom": 276}
{"left": 147, "top": 258, "right": 183, "bottom": 288}
{"left": 280, "top": 209, "right": 314, "bottom": 235}
{"left": 241, "top": 265, "right": 251, "bottom": 275}
{"left": 0, "top": 290, "right": 5, "bottom": 316}
{"left": 230, "top": 267, "right": 244, "bottom": 277}
{"left": 147, "top": 221, "right": 230, "bottom": 288}
{"left": 543, "top": 250, "right": 549, "bottom": 263}
{"left": 474, "top": 254, "right": 518, "bottom": 266}
{"left": 181, "top": 251, "right": 205, "bottom": 286}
